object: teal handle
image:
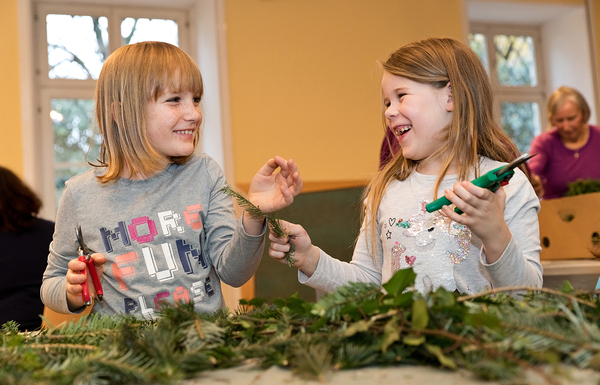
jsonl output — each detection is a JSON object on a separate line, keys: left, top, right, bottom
{"left": 425, "top": 165, "right": 514, "bottom": 214}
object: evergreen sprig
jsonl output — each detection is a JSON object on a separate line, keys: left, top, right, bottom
{"left": 3, "top": 269, "right": 600, "bottom": 384}
{"left": 220, "top": 185, "right": 297, "bottom": 266}
{"left": 565, "top": 178, "right": 600, "bottom": 196}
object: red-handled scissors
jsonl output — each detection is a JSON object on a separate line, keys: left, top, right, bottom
{"left": 75, "top": 225, "right": 103, "bottom": 306}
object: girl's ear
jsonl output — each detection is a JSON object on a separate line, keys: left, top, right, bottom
{"left": 445, "top": 82, "right": 454, "bottom": 112}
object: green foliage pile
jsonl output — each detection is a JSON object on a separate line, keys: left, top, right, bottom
{"left": 565, "top": 178, "right": 600, "bottom": 197}
{"left": 2, "top": 269, "right": 600, "bottom": 384}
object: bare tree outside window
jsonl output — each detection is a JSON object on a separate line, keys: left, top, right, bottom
{"left": 46, "top": 15, "right": 108, "bottom": 80}
{"left": 41, "top": 7, "right": 184, "bottom": 212}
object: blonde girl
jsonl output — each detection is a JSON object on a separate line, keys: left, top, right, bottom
{"left": 269, "top": 37, "right": 541, "bottom": 294}
{"left": 42, "top": 42, "right": 302, "bottom": 317}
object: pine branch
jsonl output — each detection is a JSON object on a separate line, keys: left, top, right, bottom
{"left": 5, "top": 268, "right": 600, "bottom": 383}
{"left": 312, "top": 281, "right": 381, "bottom": 320}
{"left": 221, "top": 185, "right": 297, "bottom": 266}
{"left": 457, "top": 286, "right": 597, "bottom": 308}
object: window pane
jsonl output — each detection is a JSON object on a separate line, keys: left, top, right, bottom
{"left": 51, "top": 99, "right": 101, "bottom": 207}
{"left": 469, "top": 33, "right": 489, "bottom": 72}
{"left": 121, "top": 18, "right": 179, "bottom": 46}
{"left": 494, "top": 34, "right": 538, "bottom": 87}
{"left": 501, "top": 102, "right": 541, "bottom": 153}
{"left": 46, "top": 15, "right": 108, "bottom": 80}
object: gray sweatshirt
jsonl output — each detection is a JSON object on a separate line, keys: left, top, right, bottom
{"left": 41, "top": 154, "right": 265, "bottom": 318}
{"left": 300, "top": 157, "right": 543, "bottom": 294}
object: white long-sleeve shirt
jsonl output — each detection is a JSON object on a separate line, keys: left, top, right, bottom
{"left": 300, "top": 157, "right": 543, "bottom": 294}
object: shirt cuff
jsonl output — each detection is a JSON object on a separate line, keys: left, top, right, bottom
{"left": 479, "top": 235, "right": 514, "bottom": 268}
{"left": 239, "top": 211, "right": 267, "bottom": 237}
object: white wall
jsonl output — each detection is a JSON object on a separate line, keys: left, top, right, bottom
{"left": 193, "top": 0, "right": 233, "bottom": 181}
{"left": 542, "top": 7, "right": 597, "bottom": 126}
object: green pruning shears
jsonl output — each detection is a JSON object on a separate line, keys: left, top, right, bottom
{"left": 425, "top": 153, "right": 536, "bottom": 214}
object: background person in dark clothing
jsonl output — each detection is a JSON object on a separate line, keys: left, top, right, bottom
{"left": 0, "top": 166, "right": 54, "bottom": 331}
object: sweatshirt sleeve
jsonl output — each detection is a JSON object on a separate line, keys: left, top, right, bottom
{"left": 299, "top": 219, "right": 383, "bottom": 293}
{"left": 203, "top": 160, "right": 266, "bottom": 288}
{"left": 480, "top": 168, "right": 543, "bottom": 289}
{"left": 528, "top": 134, "right": 550, "bottom": 178}
{"left": 41, "top": 184, "right": 85, "bottom": 314}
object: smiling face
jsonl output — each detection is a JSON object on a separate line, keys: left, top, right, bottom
{"left": 551, "top": 100, "right": 587, "bottom": 144}
{"left": 144, "top": 89, "right": 203, "bottom": 167}
{"left": 382, "top": 71, "right": 454, "bottom": 175}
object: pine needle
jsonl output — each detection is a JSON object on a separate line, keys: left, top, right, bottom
{"left": 221, "top": 185, "right": 297, "bottom": 266}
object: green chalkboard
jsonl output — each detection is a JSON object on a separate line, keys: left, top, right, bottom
{"left": 255, "top": 187, "right": 364, "bottom": 302}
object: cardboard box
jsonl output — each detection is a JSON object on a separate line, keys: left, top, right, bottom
{"left": 538, "top": 191, "right": 600, "bottom": 260}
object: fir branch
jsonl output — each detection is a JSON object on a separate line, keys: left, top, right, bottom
{"left": 221, "top": 185, "right": 297, "bottom": 266}
{"left": 27, "top": 343, "right": 98, "bottom": 351}
{"left": 457, "top": 286, "right": 597, "bottom": 308}
{"left": 312, "top": 281, "right": 381, "bottom": 320}
{"left": 5, "top": 268, "right": 600, "bottom": 384}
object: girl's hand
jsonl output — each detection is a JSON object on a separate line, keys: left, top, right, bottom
{"left": 441, "top": 180, "right": 511, "bottom": 263}
{"left": 247, "top": 156, "right": 303, "bottom": 214}
{"left": 65, "top": 253, "right": 107, "bottom": 311}
{"left": 269, "top": 220, "right": 320, "bottom": 277}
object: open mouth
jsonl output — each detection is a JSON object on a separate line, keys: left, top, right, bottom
{"left": 175, "top": 130, "right": 194, "bottom": 135}
{"left": 393, "top": 125, "right": 412, "bottom": 137}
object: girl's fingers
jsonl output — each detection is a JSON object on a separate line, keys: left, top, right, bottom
{"left": 269, "top": 240, "right": 291, "bottom": 253}
{"left": 269, "top": 231, "right": 289, "bottom": 244}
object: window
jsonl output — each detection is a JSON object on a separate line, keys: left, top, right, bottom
{"left": 469, "top": 24, "right": 546, "bottom": 154}
{"left": 34, "top": 3, "right": 189, "bottom": 216}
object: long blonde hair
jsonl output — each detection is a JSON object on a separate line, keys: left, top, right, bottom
{"left": 94, "top": 41, "right": 204, "bottom": 182}
{"left": 363, "top": 37, "right": 518, "bottom": 256}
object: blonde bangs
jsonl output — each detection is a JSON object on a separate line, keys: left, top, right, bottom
{"left": 146, "top": 46, "right": 204, "bottom": 102}
{"left": 93, "top": 42, "right": 204, "bottom": 182}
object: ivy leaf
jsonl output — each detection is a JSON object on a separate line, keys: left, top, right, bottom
{"left": 382, "top": 268, "right": 417, "bottom": 296}
{"left": 392, "top": 292, "right": 414, "bottom": 308}
{"left": 285, "top": 295, "right": 311, "bottom": 316}
{"left": 308, "top": 317, "right": 329, "bottom": 332}
{"left": 358, "top": 298, "right": 380, "bottom": 316}
{"left": 433, "top": 289, "right": 456, "bottom": 308}
{"left": 561, "top": 280, "right": 575, "bottom": 294}
{"left": 248, "top": 298, "right": 266, "bottom": 307}
{"left": 380, "top": 316, "right": 400, "bottom": 353}
{"left": 403, "top": 335, "right": 426, "bottom": 346}
{"left": 241, "top": 320, "right": 254, "bottom": 329}
{"left": 464, "top": 312, "right": 501, "bottom": 332}
{"left": 343, "top": 320, "right": 374, "bottom": 337}
{"left": 411, "top": 299, "right": 429, "bottom": 330}
{"left": 425, "top": 344, "right": 457, "bottom": 369}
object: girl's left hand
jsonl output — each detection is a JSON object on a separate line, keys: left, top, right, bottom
{"left": 441, "top": 180, "right": 511, "bottom": 263}
{"left": 247, "top": 156, "right": 303, "bottom": 213}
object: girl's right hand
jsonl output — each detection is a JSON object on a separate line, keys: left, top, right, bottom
{"left": 268, "top": 220, "right": 320, "bottom": 277}
{"left": 66, "top": 253, "right": 107, "bottom": 310}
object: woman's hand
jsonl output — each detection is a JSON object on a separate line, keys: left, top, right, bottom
{"left": 441, "top": 180, "right": 511, "bottom": 263}
{"left": 529, "top": 173, "right": 544, "bottom": 198}
{"left": 269, "top": 220, "right": 320, "bottom": 277}
{"left": 66, "top": 253, "right": 107, "bottom": 311}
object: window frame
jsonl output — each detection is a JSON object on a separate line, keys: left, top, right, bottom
{"left": 470, "top": 22, "right": 549, "bottom": 143}
{"left": 33, "top": 2, "right": 190, "bottom": 218}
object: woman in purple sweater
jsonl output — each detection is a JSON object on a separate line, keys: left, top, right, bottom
{"left": 529, "top": 86, "right": 600, "bottom": 199}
